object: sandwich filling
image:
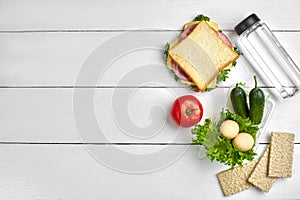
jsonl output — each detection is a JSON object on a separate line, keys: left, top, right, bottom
{"left": 166, "top": 20, "right": 236, "bottom": 90}
{"left": 170, "top": 37, "right": 217, "bottom": 89}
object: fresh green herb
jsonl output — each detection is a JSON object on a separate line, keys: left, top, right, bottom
{"left": 193, "top": 14, "right": 210, "bottom": 22}
{"left": 215, "top": 47, "right": 242, "bottom": 83}
{"left": 217, "top": 69, "right": 230, "bottom": 83}
{"left": 232, "top": 60, "right": 237, "bottom": 67}
{"left": 234, "top": 47, "right": 243, "bottom": 56}
{"left": 192, "top": 109, "right": 258, "bottom": 169}
{"left": 232, "top": 47, "right": 242, "bottom": 67}
{"left": 238, "top": 82, "right": 246, "bottom": 87}
{"left": 205, "top": 87, "right": 214, "bottom": 92}
{"left": 174, "top": 73, "right": 179, "bottom": 81}
{"left": 188, "top": 84, "right": 198, "bottom": 91}
{"left": 164, "top": 42, "right": 170, "bottom": 61}
{"left": 218, "top": 29, "right": 223, "bottom": 33}
{"left": 168, "top": 69, "right": 179, "bottom": 82}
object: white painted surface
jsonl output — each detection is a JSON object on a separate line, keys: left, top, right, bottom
{"left": 0, "top": 0, "right": 299, "bottom": 199}
{"left": 0, "top": 88, "right": 298, "bottom": 143}
{"left": 0, "top": 144, "right": 299, "bottom": 200}
{"left": 0, "top": 32, "right": 299, "bottom": 86}
{"left": 0, "top": 0, "right": 300, "bottom": 31}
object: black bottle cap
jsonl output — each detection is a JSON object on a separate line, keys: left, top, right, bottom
{"left": 234, "top": 14, "right": 260, "bottom": 35}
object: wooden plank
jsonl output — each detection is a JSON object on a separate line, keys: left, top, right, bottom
{"left": 0, "top": 32, "right": 299, "bottom": 87}
{"left": 0, "top": 0, "right": 300, "bottom": 31}
{"left": 0, "top": 88, "right": 298, "bottom": 143}
{"left": 0, "top": 143, "right": 299, "bottom": 199}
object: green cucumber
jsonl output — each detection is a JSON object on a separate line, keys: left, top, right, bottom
{"left": 249, "top": 76, "right": 265, "bottom": 125}
{"left": 230, "top": 84, "right": 249, "bottom": 118}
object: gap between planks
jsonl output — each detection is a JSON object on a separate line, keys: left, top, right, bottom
{"left": 0, "top": 86, "right": 283, "bottom": 89}
{"left": 0, "top": 142, "right": 299, "bottom": 145}
{"left": 1, "top": 30, "right": 300, "bottom": 33}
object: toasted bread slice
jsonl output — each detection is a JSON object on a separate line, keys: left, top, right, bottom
{"left": 168, "top": 21, "right": 239, "bottom": 91}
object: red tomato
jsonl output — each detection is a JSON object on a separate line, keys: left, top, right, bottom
{"left": 170, "top": 95, "right": 203, "bottom": 127}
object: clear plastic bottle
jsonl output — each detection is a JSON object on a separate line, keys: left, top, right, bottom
{"left": 235, "top": 14, "right": 300, "bottom": 99}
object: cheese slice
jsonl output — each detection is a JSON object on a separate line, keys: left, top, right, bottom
{"left": 184, "top": 21, "right": 218, "bottom": 31}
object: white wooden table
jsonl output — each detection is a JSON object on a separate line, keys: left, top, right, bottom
{"left": 0, "top": 1, "right": 299, "bottom": 199}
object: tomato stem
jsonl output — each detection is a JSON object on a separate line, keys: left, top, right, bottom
{"left": 185, "top": 108, "right": 198, "bottom": 115}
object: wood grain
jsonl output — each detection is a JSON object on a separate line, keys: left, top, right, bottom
{"left": 1, "top": 0, "right": 300, "bottom": 31}
{"left": 0, "top": 32, "right": 299, "bottom": 87}
{"left": 0, "top": 88, "right": 298, "bottom": 143}
{"left": 1, "top": 0, "right": 300, "bottom": 199}
{"left": 0, "top": 144, "right": 299, "bottom": 200}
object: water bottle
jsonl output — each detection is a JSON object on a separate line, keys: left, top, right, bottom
{"left": 234, "top": 13, "right": 300, "bottom": 99}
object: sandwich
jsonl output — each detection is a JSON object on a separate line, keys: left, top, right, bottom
{"left": 164, "top": 15, "right": 240, "bottom": 92}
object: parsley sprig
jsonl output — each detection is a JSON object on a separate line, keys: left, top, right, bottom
{"left": 216, "top": 69, "right": 230, "bottom": 84}
{"left": 216, "top": 47, "right": 242, "bottom": 83}
{"left": 193, "top": 14, "right": 210, "bottom": 22}
{"left": 232, "top": 47, "right": 243, "bottom": 67}
{"left": 164, "top": 42, "right": 170, "bottom": 61}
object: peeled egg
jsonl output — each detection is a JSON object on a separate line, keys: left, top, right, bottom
{"left": 233, "top": 133, "right": 254, "bottom": 152}
{"left": 219, "top": 120, "right": 239, "bottom": 139}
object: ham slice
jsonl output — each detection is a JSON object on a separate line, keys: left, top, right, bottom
{"left": 171, "top": 60, "right": 192, "bottom": 81}
{"left": 179, "top": 24, "right": 197, "bottom": 42}
{"left": 171, "top": 24, "right": 197, "bottom": 82}
{"left": 216, "top": 31, "right": 233, "bottom": 48}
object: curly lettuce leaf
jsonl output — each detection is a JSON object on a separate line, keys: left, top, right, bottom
{"left": 206, "top": 136, "right": 256, "bottom": 168}
{"left": 192, "top": 109, "right": 258, "bottom": 169}
{"left": 192, "top": 119, "right": 218, "bottom": 147}
{"left": 220, "top": 109, "right": 258, "bottom": 139}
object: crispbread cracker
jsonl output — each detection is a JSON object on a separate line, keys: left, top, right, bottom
{"left": 248, "top": 145, "right": 276, "bottom": 192}
{"left": 268, "top": 132, "right": 295, "bottom": 178}
{"left": 217, "top": 160, "right": 258, "bottom": 196}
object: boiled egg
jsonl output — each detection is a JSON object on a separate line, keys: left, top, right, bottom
{"left": 233, "top": 133, "right": 254, "bottom": 152}
{"left": 219, "top": 120, "right": 239, "bottom": 139}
